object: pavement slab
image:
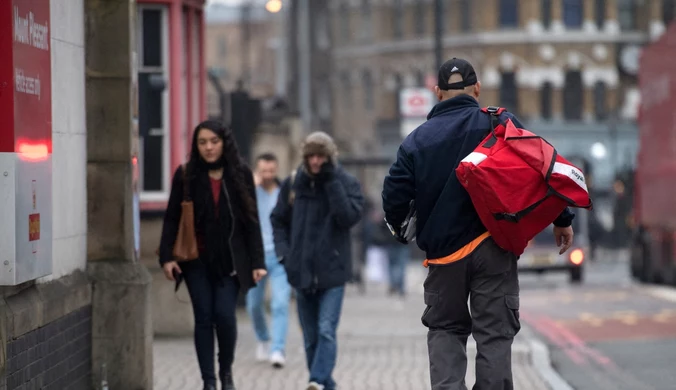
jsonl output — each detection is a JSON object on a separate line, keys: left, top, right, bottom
{"left": 154, "top": 264, "right": 553, "bottom": 390}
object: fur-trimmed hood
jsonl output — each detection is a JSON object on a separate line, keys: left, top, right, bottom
{"left": 301, "top": 131, "right": 338, "bottom": 164}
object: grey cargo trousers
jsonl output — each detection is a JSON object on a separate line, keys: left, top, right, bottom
{"left": 422, "top": 237, "right": 520, "bottom": 390}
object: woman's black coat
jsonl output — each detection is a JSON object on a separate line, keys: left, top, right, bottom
{"left": 159, "top": 164, "right": 265, "bottom": 292}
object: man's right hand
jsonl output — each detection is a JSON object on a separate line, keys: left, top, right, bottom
{"left": 162, "top": 261, "right": 182, "bottom": 281}
{"left": 553, "top": 226, "right": 574, "bottom": 255}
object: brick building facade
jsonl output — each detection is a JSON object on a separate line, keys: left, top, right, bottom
{"left": 329, "top": 0, "right": 675, "bottom": 191}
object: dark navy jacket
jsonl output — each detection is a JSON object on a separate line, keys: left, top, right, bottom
{"left": 382, "top": 95, "right": 574, "bottom": 260}
{"left": 271, "top": 166, "right": 365, "bottom": 290}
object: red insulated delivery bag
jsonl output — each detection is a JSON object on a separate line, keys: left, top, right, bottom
{"left": 455, "top": 106, "right": 592, "bottom": 256}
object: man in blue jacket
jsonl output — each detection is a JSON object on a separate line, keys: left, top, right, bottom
{"left": 271, "top": 131, "right": 365, "bottom": 390}
{"left": 382, "top": 58, "right": 575, "bottom": 390}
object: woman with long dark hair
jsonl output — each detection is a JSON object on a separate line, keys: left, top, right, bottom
{"left": 158, "top": 120, "right": 266, "bottom": 390}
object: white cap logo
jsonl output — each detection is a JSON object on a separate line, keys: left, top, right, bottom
{"left": 451, "top": 66, "right": 459, "bottom": 72}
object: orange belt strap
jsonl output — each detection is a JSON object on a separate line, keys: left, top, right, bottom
{"left": 423, "top": 232, "right": 491, "bottom": 267}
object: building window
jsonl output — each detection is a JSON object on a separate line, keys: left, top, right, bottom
{"left": 563, "top": 0, "right": 583, "bottom": 28}
{"left": 460, "top": 0, "right": 472, "bottom": 32}
{"left": 363, "top": 70, "right": 374, "bottom": 111}
{"left": 137, "top": 5, "right": 169, "bottom": 197}
{"left": 540, "top": 82, "right": 553, "bottom": 120}
{"left": 563, "top": 70, "right": 583, "bottom": 121}
{"left": 595, "top": 0, "right": 606, "bottom": 30}
{"left": 541, "top": 0, "right": 552, "bottom": 29}
{"left": 500, "top": 72, "right": 519, "bottom": 116}
{"left": 499, "top": 0, "right": 519, "bottom": 28}
{"left": 594, "top": 81, "right": 607, "bottom": 120}
{"left": 664, "top": 0, "right": 676, "bottom": 26}
{"left": 360, "top": 0, "right": 372, "bottom": 42}
{"left": 618, "top": 0, "right": 636, "bottom": 31}
{"left": 341, "top": 72, "right": 351, "bottom": 108}
{"left": 340, "top": 3, "right": 349, "bottom": 43}
{"left": 414, "top": 1, "right": 426, "bottom": 36}
{"left": 394, "top": 0, "right": 404, "bottom": 39}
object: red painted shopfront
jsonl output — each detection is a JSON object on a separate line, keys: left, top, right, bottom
{"left": 137, "top": 0, "right": 206, "bottom": 211}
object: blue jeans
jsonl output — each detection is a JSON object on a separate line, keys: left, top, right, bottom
{"left": 296, "top": 286, "right": 345, "bottom": 390}
{"left": 183, "top": 263, "right": 240, "bottom": 386}
{"left": 387, "top": 245, "right": 409, "bottom": 295}
{"left": 246, "top": 251, "right": 291, "bottom": 353}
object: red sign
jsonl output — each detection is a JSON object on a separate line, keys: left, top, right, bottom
{"left": 0, "top": 0, "right": 52, "bottom": 154}
{"left": 29, "top": 213, "right": 40, "bottom": 241}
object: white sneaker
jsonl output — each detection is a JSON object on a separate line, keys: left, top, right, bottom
{"left": 255, "top": 342, "right": 269, "bottom": 362}
{"left": 270, "top": 350, "right": 285, "bottom": 368}
{"left": 306, "top": 382, "right": 324, "bottom": 390}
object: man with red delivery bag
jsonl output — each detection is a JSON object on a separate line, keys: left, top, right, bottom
{"left": 382, "top": 57, "right": 591, "bottom": 390}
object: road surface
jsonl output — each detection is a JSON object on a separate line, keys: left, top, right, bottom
{"left": 519, "top": 251, "right": 676, "bottom": 390}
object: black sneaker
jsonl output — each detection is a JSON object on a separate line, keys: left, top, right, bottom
{"left": 203, "top": 384, "right": 216, "bottom": 390}
{"left": 221, "top": 373, "right": 236, "bottom": 390}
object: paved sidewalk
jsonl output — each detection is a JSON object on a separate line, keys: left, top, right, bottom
{"left": 154, "top": 266, "right": 552, "bottom": 390}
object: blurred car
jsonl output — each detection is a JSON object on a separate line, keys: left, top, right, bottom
{"left": 517, "top": 209, "right": 590, "bottom": 284}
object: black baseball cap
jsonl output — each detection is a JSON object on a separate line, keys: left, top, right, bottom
{"left": 438, "top": 58, "right": 478, "bottom": 90}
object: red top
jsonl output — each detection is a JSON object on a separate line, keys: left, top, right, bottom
{"left": 210, "top": 178, "right": 221, "bottom": 213}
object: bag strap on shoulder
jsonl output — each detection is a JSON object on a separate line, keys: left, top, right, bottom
{"left": 480, "top": 106, "right": 507, "bottom": 148}
{"left": 181, "top": 164, "right": 191, "bottom": 202}
{"left": 288, "top": 168, "right": 298, "bottom": 206}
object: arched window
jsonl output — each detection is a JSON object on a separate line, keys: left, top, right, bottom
{"left": 540, "top": 82, "right": 553, "bottom": 120}
{"left": 595, "top": 0, "right": 606, "bottom": 30}
{"left": 563, "top": 70, "right": 583, "bottom": 120}
{"left": 393, "top": 0, "right": 404, "bottom": 39}
{"left": 563, "top": 0, "right": 583, "bottom": 28}
{"left": 500, "top": 71, "right": 519, "bottom": 116}
{"left": 541, "top": 0, "right": 552, "bottom": 29}
{"left": 664, "top": 0, "right": 676, "bottom": 26}
{"left": 594, "top": 81, "right": 607, "bottom": 121}
{"left": 499, "top": 0, "right": 519, "bottom": 28}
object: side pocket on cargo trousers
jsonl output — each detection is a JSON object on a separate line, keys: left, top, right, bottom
{"left": 503, "top": 294, "right": 521, "bottom": 336}
{"left": 421, "top": 290, "right": 439, "bottom": 328}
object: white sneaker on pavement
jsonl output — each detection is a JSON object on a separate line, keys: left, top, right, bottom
{"left": 270, "top": 350, "right": 285, "bottom": 368}
{"left": 255, "top": 342, "right": 269, "bottom": 362}
{"left": 306, "top": 382, "right": 324, "bottom": 390}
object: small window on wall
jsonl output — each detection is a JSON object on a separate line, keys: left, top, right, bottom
{"left": 563, "top": 71, "right": 583, "bottom": 121}
{"left": 460, "top": 0, "right": 472, "bottom": 32}
{"left": 499, "top": 0, "right": 519, "bottom": 28}
{"left": 414, "top": 1, "right": 426, "bottom": 36}
{"left": 500, "top": 72, "right": 519, "bottom": 116}
{"left": 595, "top": 0, "right": 606, "bottom": 30}
{"left": 138, "top": 5, "right": 169, "bottom": 198}
{"left": 563, "top": 0, "right": 583, "bottom": 28}
{"left": 340, "top": 3, "right": 349, "bottom": 43}
{"left": 617, "top": 0, "right": 636, "bottom": 31}
{"left": 664, "top": 0, "right": 676, "bottom": 26}
{"left": 360, "top": 0, "right": 372, "bottom": 42}
{"left": 541, "top": 0, "right": 552, "bottom": 29}
{"left": 393, "top": 0, "right": 404, "bottom": 39}
{"left": 594, "top": 81, "right": 608, "bottom": 121}
{"left": 540, "top": 82, "right": 553, "bottom": 120}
